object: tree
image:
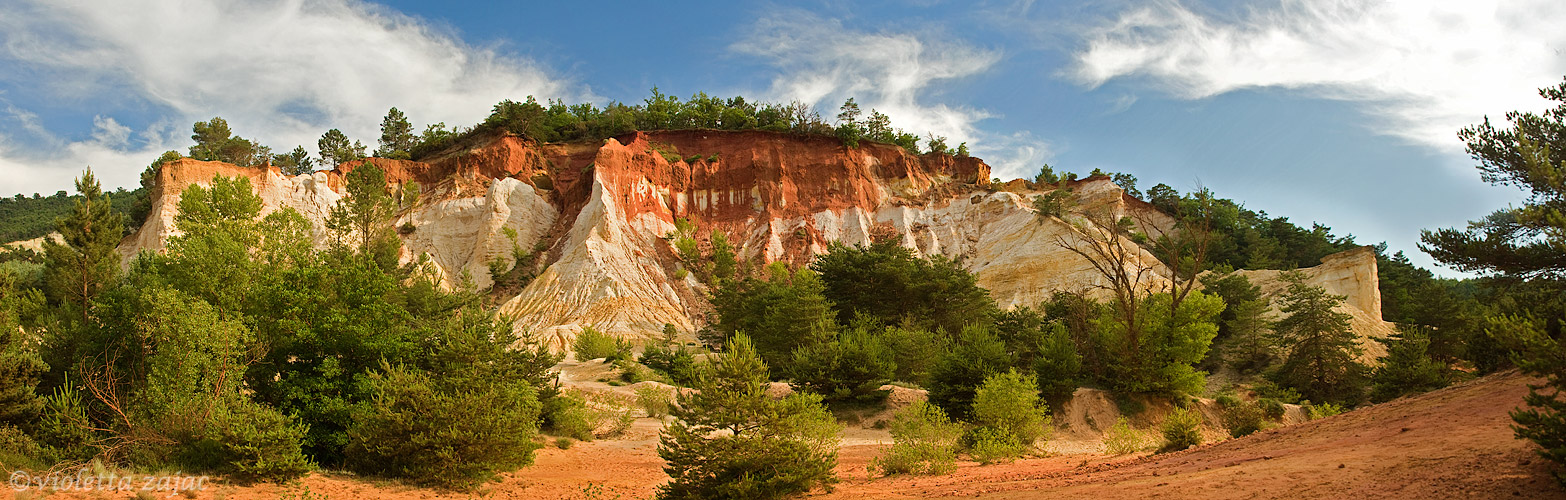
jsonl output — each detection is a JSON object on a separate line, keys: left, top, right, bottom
{"left": 1368, "top": 327, "right": 1450, "bottom": 403}
{"left": 708, "top": 263, "right": 838, "bottom": 371}
{"left": 0, "top": 269, "right": 45, "bottom": 428}
{"left": 927, "top": 324, "right": 1012, "bottom": 420}
{"left": 1421, "top": 76, "right": 1566, "bottom": 280}
{"left": 1031, "top": 189, "right": 1073, "bottom": 220}
{"left": 1034, "top": 164, "right": 1061, "bottom": 186}
{"left": 1111, "top": 172, "right": 1141, "bottom": 199}
{"left": 327, "top": 164, "right": 396, "bottom": 254}
{"left": 189, "top": 117, "right": 269, "bottom": 167}
{"left": 377, "top": 107, "right": 417, "bottom": 159}
{"left": 811, "top": 240, "right": 996, "bottom": 336}
{"left": 1270, "top": 271, "right": 1366, "bottom": 404}
{"left": 274, "top": 146, "right": 316, "bottom": 176}
{"left": 787, "top": 326, "right": 895, "bottom": 403}
{"left": 318, "top": 128, "right": 367, "bottom": 167}
{"left": 1224, "top": 297, "right": 1275, "bottom": 373}
{"left": 657, "top": 333, "right": 840, "bottom": 499}
{"left": 1031, "top": 323, "right": 1082, "bottom": 407}
{"left": 41, "top": 169, "right": 122, "bottom": 324}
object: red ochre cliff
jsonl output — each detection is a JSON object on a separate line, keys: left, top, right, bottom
{"left": 121, "top": 130, "right": 1388, "bottom": 354}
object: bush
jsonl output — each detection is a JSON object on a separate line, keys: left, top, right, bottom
{"left": 1306, "top": 402, "right": 1344, "bottom": 420}
{"left": 1101, "top": 417, "right": 1146, "bottom": 455}
{"left": 0, "top": 425, "right": 51, "bottom": 470}
{"left": 972, "top": 370, "right": 1052, "bottom": 450}
{"left": 636, "top": 385, "right": 674, "bottom": 418}
{"left": 1253, "top": 380, "right": 1303, "bottom": 404}
{"left": 346, "top": 364, "right": 542, "bottom": 490}
{"left": 966, "top": 427, "right": 1026, "bottom": 465}
{"left": 1158, "top": 406, "right": 1203, "bottom": 453}
{"left": 640, "top": 324, "right": 699, "bottom": 386}
{"left": 544, "top": 391, "right": 597, "bottom": 441}
{"left": 573, "top": 327, "right": 631, "bottom": 362}
{"left": 1258, "top": 398, "right": 1286, "bottom": 420}
{"left": 1214, "top": 393, "right": 1242, "bottom": 408}
{"left": 1222, "top": 401, "right": 1264, "bottom": 438}
{"left": 870, "top": 401, "right": 961, "bottom": 476}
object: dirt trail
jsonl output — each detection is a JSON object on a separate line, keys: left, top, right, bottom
{"left": 824, "top": 370, "right": 1562, "bottom": 499}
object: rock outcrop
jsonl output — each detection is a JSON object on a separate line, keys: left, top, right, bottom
{"left": 118, "top": 130, "right": 1395, "bottom": 353}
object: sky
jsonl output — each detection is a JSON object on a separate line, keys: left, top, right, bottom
{"left": 1, "top": 0, "right": 1562, "bottom": 275}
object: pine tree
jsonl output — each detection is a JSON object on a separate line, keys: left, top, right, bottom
{"left": 1225, "top": 297, "right": 1274, "bottom": 373}
{"left": 1368, "top": 327, "right": 1450, "bottom": 403}
{"left": 327, "top": 164, "right": 396, "bottom": 252}
{"left": 1271, "top": 271, "right": 1366, "bottom": 404}
{"left": 657, "top": 333, "right": 839, "bottom": 499}
{"left": 42, "top": 168, "right": 123, "bottom": 324}
{"left": 274, "top": 146, "right": 316, "bottom": 176}
{"left": 377, "top": 107, "right": 416, "bottom": 159}
{"left": 318, "top": 128, "right": 367, "bottom": 167}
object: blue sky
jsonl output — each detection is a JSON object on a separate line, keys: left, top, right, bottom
{"left": 1, "top": 0, "right": 1562, "bottom": 275}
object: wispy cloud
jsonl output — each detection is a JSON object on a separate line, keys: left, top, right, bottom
{"left": 732, "top": 10, "right": 1047, "bottom": 179}
{"left": 1070, "top": 0, "right": 1566, "bottom": 152}
{"left": 0, "top": 0, "right": 577, "bottom": 195}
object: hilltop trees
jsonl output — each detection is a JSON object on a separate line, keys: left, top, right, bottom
{"left": 318, "top": 128, "right": 367, "bottom": 167}
{"left": 189, "top": 117, "right": 271, "bottom": 167}
{"left": 274, "top": 146, "right": 315, "bottom": 176}
{"left": 377, "top": 107, "right": 417, "bottom": 159}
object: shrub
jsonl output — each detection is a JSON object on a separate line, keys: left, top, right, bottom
{"left": 1214, "top": 393, "right": 1242, "bottom": 408}
{"left": 928, "top": 324, "right": 1013, "bottom": 420}
{"left": 1222, "top": 401, "right": 1264, "bottom": 438}
{"left": 966, "top": 427, "right": 1026, "bottom": 465}
{"left": 1306, "top": 402, "right": 1344, "bottom": 420}
{"left": 1158, "top": 406, "right": 1203, "bottom": 453}
{"left": 972, "top": 370, "right": 1053, "bottom": 450}
{"left": 544, "top": 391, "right": 597, "bottom": 441}
{"left": 640, "top": 325, "right": 700, "bottom": 386}
{"left": 1258, "top": 398, "right": 1286, "bottom": 420}
{"left": 555, "top": 438, "right": 573, "bottom": 450}
{"left": 1253, "top": 380, "right": 1303, "bottom": 404}
{"left": 636, "top": 385, "right": 674, "bottom": 418}
{"left": 870, "top": 401, "right": 961, "bottom": 476}
{"left": 0, "top": 425, "right": 50, "bottom": 470}
{"left": 573, "top": 327, "right": 631, "bottom": 362}
{"left": 1101, "top": 417, "right": 1146, "bottom": 455}
{"left": 346, "top": 363, "right": 542, "bottom": 490}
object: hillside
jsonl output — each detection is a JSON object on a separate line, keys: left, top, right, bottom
{"left": 117, "top": 129, "right": 1395, "bottom": 354}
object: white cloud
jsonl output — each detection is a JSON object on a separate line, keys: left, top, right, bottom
{"left": 732, "top": 11, "right": 1047, "bottom": 179}
{"left": 0, "top": 0, "right": 577, "bottom": 195}
{"left": 1071, "top": 0, "right": 1566, "bottom": 152}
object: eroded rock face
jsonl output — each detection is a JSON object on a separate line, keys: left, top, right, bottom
{"left": 1237, "top": 246, "right": 1396, "bottom": 361}
{"left": 119, "top": 131, "right": 1393, "bottom": 355}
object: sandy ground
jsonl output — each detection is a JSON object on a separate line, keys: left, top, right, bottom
{"left": 15, "top": 371, "right": 1561, "bottom": 500}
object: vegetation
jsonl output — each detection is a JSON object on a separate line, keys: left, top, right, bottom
{"left": 1102, "top": 417, "right": 1147, "bottom": 455}
{"left": 657, "top": 334, "right": 840, "bottom": 500}
{"left": 870, "top": 401, "right": 961, "bottom": 476}
{"left": 969, "top": 370, "right": 1052, "bottom": 461}
{"left": 1220, "top": 399, "right": 1265, "bottom": 438}
{"left": 1270, "top": 271, "right": 1367, "bottom": 405}
{"left": 1158, "top": 406, "right": 1203, "bottom": 453}
{"left": 574, "top": 327, "right": 632, "bottom": 362}
{"left": 1425, "top": 76, "right": 1566, "bottom": 483}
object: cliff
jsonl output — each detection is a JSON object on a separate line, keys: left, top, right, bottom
{"left": 118, "top": 130, "right": 1394, "bottom": 353}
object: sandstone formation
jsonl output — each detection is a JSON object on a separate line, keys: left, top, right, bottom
{"left": 118, "top": 130, "right": 1396, "bottom": 353}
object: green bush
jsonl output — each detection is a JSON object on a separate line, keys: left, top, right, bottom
{"left": 1101, "top": 417, "right": 1146, "bottom": 455}
{"left": 1258, "top": 398, "right": 1286, "bottom": 420}
{"left": 972, "top": 370, "right": 1052, "bottom": 450}
{"left": 0, "top": 425, "right": 51, "bottom": 470}
{"left": 346, "top": 364, "right": 542, "bottom": 490}
{"left": 544, "top": 391, "right": 597, "bottom": 441}
{"left": 640, "top": 324, "right": 699, "bottom": 386}
{"left": 636, "top": 385, "right": 674, "bottom": 418}
{"left": 870, "top": 401, "right": 961, "bottom": 476}
{"left": 1222, "top": 401, "right": 1264, "bottom": 438}
{"left": 1306, "top": 402, "right": 1344, "bottom": 420}
{"left": 1214, "top": 393, "right": 1242, "bottom": 408}
{"left": 928, "top": 324, "right": 1013, "bottom": 420}
{"left": 573, "top": 327, "right": 631, "bottom": 362}
{"left": 1158, "top": 406, "right": 1203, "bottom": 453}
{"left": 966, "top": 427, "right": 1026, "bottom": 465}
